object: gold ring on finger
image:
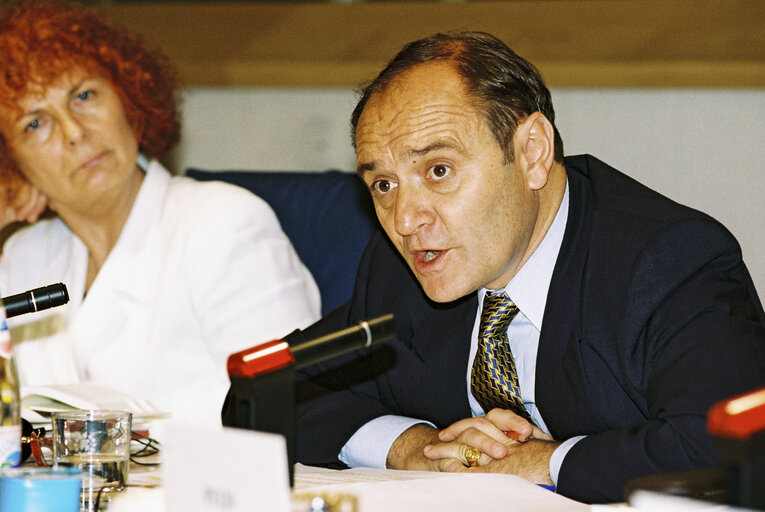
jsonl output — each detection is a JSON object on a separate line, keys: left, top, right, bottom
{"left": 464, "top": 446, "right": 480, "bottom": 467}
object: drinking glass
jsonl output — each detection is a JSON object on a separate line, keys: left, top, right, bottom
{"left": 51, "top": 410, "right": 132, "bottom": 512}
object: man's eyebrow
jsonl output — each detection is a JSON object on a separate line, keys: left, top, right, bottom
{"left": 407, "top": 140, "right": 465, "bottom": 158}
{"left": 357, "top": 162, "right": 376, "bottom": 175}
{"left": 357, "top": 140, "right": 466, "bottom": 175}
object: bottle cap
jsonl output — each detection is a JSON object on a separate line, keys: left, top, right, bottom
{"left": 0, "top": 467, "right": 82, "bottom": 512}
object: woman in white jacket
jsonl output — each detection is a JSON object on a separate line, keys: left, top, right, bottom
{"left": 0, "top": 1, "right": 320, "bottom": 424}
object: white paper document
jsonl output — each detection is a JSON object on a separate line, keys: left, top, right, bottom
{"left": 21, "top": 381, "right": 168, "bottom": 427}
{"left": 112, "top": 438, "right": 596, "bottom": 512}
{"left": 294, "top": 465, "right": 590, "bottom": 512}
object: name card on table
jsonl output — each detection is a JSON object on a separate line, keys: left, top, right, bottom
{"left": 163, "top": 422, "right": 290, "bottom": 512}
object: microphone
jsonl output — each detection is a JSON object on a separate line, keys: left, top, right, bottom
{"left": 223, "top": 313, "right": 396, "bottom": 487}
{"left": 227, "top": 313, "right": 396, "bottom": 378}
{"left": 291, "top": 313, "right": 395, "bottom": 369}
{"left": 1, "top": 283, "right": 70, "bottom": 319}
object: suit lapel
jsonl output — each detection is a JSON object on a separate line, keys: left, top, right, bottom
{"left": 362, "top": 232, "right": 477, "bottom": 424}
{"left": 393, "top": 292, "right": 477, "bottom": 426}
{"left": 536, "top": 157, "right": 602, "bottom": 438}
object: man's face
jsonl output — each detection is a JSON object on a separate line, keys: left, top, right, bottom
{"left": 355, "top": 61, "right": 542, "bottom": 302}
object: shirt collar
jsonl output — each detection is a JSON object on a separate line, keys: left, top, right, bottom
{"left": 97, "top": 160, "right": 170, "bottom": 301}
{"left": 116, "top": 159, "right": 169, "bottom": 254}
{"left": 480, "top": 180, "right": 569, "bottom": 330}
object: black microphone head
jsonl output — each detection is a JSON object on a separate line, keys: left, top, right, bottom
{"left": 35, "top": 283, "right": 69, "bottom": 310}
{"left": 2, "top": 283, "right": 70, "bottom": 318}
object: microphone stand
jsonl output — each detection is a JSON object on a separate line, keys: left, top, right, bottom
{"left": 222, "top": 314, "right": 395, "bottom": 486}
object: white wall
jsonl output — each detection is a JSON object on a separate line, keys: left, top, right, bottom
{"left": 174, "top": 87, "right": 765, "bottom": 295}
{"left": 177, "top": 88, "right": 358, "bottom": 172}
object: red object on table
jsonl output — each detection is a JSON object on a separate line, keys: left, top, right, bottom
{"left": 708, "top": 386, "right": 765, "bottom": 440}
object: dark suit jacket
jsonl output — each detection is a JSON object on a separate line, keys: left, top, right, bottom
{"left": 248, "top": 155, "right": 765, "bottom": 503}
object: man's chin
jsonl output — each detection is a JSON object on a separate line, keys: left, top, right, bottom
{"left": 418, "top": 279, "right": 473, "bottom": 304}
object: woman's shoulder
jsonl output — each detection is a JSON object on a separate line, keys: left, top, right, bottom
{"left": 169, "top": 173, "right": 271, "bottom": 209}
{"left": 0, "top": 218, "right": 74, "bottom": 290}
{"left": 3, "top": 217, "right": 71, "bottom": 256}
{"left": 161, "top": 173, "right": 280, "bottom": 231}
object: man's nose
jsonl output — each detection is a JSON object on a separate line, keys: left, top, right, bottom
{"left": 393, "top": 186, "right": 435, "bottom": 237}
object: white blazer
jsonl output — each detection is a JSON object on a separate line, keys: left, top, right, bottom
{"left": 0, "top": 161, "right": 321, "bottom": 424}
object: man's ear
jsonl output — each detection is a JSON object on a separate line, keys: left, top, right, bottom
{"left": 513, "top": 112, "right": 556, "bottom": 191}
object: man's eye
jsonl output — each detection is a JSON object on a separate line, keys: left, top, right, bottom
{"left": 372, "top": 179, "right": 397, "bottom": 195}
{"left": 429, "top": 164, "right": 451, "bottom": 180}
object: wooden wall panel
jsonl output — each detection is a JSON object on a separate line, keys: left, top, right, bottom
{"left": 101, "top": 1, "right": 765, "bottom": 87}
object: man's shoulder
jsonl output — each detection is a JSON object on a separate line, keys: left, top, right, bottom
{"left": 563, "top": 155, "right": 744, "bottom": 311}
{"left": 565, "top": 153, "right": 718, "bottom": 228}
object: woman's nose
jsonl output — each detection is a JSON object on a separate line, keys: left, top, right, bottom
{"left": 60, "top": 113, "right": 86, "bottom": 146}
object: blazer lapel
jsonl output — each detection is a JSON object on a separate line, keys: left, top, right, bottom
{"left": 392, "top": 292, "right": 477, "bottom": 426}
{"left": 536, "top": 158, "right": 601, "bottom": 439}
{"left": 70, "top": 163, "right": 168, "bottom": 372}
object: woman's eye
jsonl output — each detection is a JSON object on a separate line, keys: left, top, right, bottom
{"left": 25, "top": 119, "right": 41, "bottom": 132}
{"left": 372, "top": 179, "right": 397, "bottom": 195}
{"left": 76, "top": 90, "right": 93, "bottom": 102}
{"left": 429, "top": 164, "right": 451, "bottom": 180}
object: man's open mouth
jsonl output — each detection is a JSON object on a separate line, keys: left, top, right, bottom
{"left": 424, "top": 250, "right": 441, "bottom": 262}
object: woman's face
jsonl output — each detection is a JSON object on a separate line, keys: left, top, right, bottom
{"left": 1, "top": 68, "right": 140, "bottom": 213}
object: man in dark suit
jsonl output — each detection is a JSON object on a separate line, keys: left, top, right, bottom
{"left": 230, "top": 32, "right": 765, "bottom": 503}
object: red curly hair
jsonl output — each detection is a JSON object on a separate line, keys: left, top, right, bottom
{"left": 0, "top": 0, "right": 180, "bottom": 192}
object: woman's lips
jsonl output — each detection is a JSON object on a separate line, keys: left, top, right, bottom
{"left": 79, "top": 151, "right": 107, "bottom": 170}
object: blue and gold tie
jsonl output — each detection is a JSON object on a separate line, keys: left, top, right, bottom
{"left": 470, "top": 291, "right": 530, "bottom": 420}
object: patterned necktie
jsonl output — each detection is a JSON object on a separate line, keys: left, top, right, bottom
{"left": 470, "top": 291, "right": 531, "bottom": 420}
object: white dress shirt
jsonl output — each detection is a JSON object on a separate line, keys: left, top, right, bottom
{"left": 340, "top": 182, "right": 583, "bottom": 484}
{"left": 0, "top": 161, "right": 321, "bottom": 424}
